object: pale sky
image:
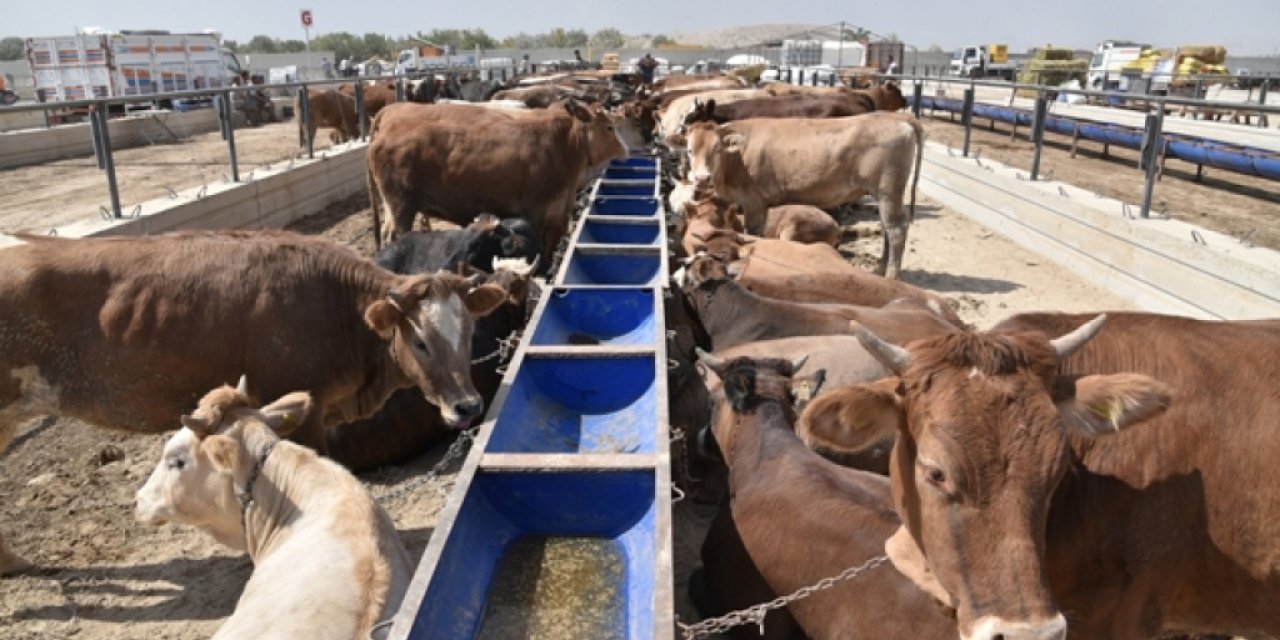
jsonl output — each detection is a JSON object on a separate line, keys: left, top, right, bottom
{"left": 8, "top": 0, "right": 1279, "bottom": 55}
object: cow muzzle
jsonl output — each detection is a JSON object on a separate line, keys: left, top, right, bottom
{"left": 440, "top": 396, "right": 484, "bottom": 428}
{"left": 965, "top": 614, "right": 1067, "bottom": 640}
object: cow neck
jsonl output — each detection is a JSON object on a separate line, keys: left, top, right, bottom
{"left": 694, "top": 277, "right": 824, "bottom": 350}
{"left": 237, "top": 424, "right": 297, "bottom": 562}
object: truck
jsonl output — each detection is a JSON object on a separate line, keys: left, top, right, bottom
{"left": 395, "top": 43, "right": 475, "bottom": 75}
{"left": 950, "top": 44, "right": 1018, "bottom": 80}
{"left": 0, "top": 73, "right": 17, "bottom": 105}
{"left": 25, "top": 29, "right": 242, "bottom": 111}
{"left": 1086, "top": 40, "right": 1149, "bottom": 91}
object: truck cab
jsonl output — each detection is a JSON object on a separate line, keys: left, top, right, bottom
{"left": 1087, "top": 40, "right": 1148, "bottom": 91}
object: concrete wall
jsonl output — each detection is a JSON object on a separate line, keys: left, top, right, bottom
{"left": 0, "top": 108, "right": 238, "bottom": 169}
{"left": 0, "top": 141, "right": 367, "bottom": 249}
{"left": 917, "top": 141, "right": 1280, "bottom": 320}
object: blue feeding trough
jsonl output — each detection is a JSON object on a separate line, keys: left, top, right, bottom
{"left": 558, "top": 247, "right": 664, "bottom": 287}
{"left": 486, "top": 353, "right": 658, "bottom": 454}
{"left": 398, "top": 469, "right": 661, "bottom": 639}
{"left": 386, "top": 154, "right": 674, "bottom": 640}
{"left": 590, "top": 197, "right": 662, "bottom": 217}
{"left": 579, "top": 218, "right": 663, "bottom": 246}
{"left": 528, "top": 288, "right": 658, "bottom": 347}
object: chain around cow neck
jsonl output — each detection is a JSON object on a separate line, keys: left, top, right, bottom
{"left": 238, "top": 438, "right": 277, "bottom": 527}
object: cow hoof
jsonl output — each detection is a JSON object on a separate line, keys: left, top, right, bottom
{"left": 0, "top": 552, "right": 34, "bottom": 576}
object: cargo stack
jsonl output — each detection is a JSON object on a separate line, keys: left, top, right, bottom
{"left": 1173, "top": 44, "right": 1230, "bottom": 86}
{"left": 1017, "top": 46, "right": 1088, "bottom": 96}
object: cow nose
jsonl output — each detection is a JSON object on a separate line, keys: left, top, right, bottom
{"left": 454, "top": 399, "right": 483, "bottom": 422}
{"left": 968, "top": 615, "right": 1066, "bottom": 640}
{"left": 691, "top": 173, "right": 711, "bottom": 186}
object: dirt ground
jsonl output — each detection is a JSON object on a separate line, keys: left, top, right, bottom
{"left": 920, "top": 114, "right": 1280, "bottom": 251}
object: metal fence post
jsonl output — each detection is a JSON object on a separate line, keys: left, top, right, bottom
{"left": 1030, "top": 93, "right": 1049, "bottom": 180}
{"left": 1259, "top": 79, "right": 1270, "bottom": 128}
{"left": 215, "top": 91, "right": 239, "bottom": 182}
{"left": 298, "top": 86, "right": 314, "bottom": 160}
{"left": 1139, "top": 108, "right": 1165, "bottom": 219}
{"left": 90, "top": 101, "right": 123, "bottom": 219}
{"left": 912, "top": 81, "right": 923, "bottom": 118}
{"left": 355, "top": 81, "right": 367, "bottom": 141}
{"left": 961, "top": 87, "right": 975, "bottom": 157}
{"left": 395, "top": 77, "right": 406, "bottom": 102}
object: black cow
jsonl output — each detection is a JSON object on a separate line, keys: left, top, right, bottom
{"left": 373, "top": 214, "right": 541, "bottom": 275}
{"left": 454, "top": 77, "right": 506, "bottom": 102}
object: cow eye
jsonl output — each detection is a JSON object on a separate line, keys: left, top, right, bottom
{"left": 920, "top": 462, "right": 948, "bottom": 491}
{"left": 169, "top": 458, "right": 186, "bottom": 471}
{"left": 412, "top": 338, "right": 429, "bottom": 354}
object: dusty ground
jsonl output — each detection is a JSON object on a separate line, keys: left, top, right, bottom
{"left": 920, "top": 115, "right": 1280, "bottom": 251}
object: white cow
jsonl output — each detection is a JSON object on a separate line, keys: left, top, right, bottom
{"left": 135, "top": 380, "right": 413, "bottom": 640}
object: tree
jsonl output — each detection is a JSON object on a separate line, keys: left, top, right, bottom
{"left": 652, "top": 34, "right": 675, "bottom": 47}
{"left": 244, "top": 35, "right": 278, "bottom": 53}
{"left": 881, "top": 32, "right": 902, "bottom": 44}
{"left": 590, "top": 28, "right": 625, "bottom": 49}
{"left": 312, "top": 31, "right": 363, "bottom": 61}
{"left": 419, "top": 28, "right": 496, "bottom": 51}
{"left": 278, "top": 39, "right": 307, "bottom": 53}
{"left": 222, "top": 39, "right": 241, "bottom": 53}
{"left": 0, "top": 37, "right": 25, "bottom": 60}
{"left": 840, "top": 26, "right": 872, "bottom": 42}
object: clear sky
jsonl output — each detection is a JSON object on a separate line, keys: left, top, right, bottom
{"left": 8, "top": 0, "right": 1279, "bottom": 55}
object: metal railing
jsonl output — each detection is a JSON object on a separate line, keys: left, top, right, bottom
{"left": 885, "top": 73, "right": 1280, "bottom": 219}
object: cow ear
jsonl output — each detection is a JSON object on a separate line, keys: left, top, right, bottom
{"left": 259, "top": 391, "right": 314, "bottom": 436}
{"left": 886, "top": 527, "right": 955, "bottom": 607}
{"left": 723, "top": 133, "right": 745, "bottom": 153}
{"left": 364, "top": 300, "right": 402, "bottom": 339}
{"left": 463, "top": 283, "right": 506, "bottom": 317}
{"left": 705, "top": 99, "right": 716, "bottom": 113}
{"left": 796, "top": 378, "right": 904, "bottom": 455}
{"left": 722, "top": 367, "right": 755, "bottom": 413}
{"left": 563, "top": 99, "right": 592, "bottom": 122}
{"left": 202, "top": 435, "right": 241, "bottom": 474}
{"left": 1055, "top": 373, "right": 1172, "bottom": 437}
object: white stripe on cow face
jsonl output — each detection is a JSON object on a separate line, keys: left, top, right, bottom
{"left": 422, "top": 294, "right": 465, "bottom": 352}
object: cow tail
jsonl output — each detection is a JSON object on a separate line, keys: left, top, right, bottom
{"left": 909, "top": 117, "right": 925, "bottom": 222}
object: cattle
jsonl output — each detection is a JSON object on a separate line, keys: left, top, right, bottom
{"left": 492, "top": 84, "right": 601, "bottom": 108}
{"left": 0, "top": 230, "right": 508, "bottom": 573}
{"left": 454, "top": 77, "right": 506, "bottom": 102}
{"left": 824, "top": 312, "right": 1280, "bottom": 639}
{"left": 653, "top": 74, "right": 747, "bottom": 93}
{"left": 691, "top": 351, "right": 957, "bottom": 639}
{"left": 338, "top": 80, "right": 398, "bottom": 119}
{"left": 674, "top": 197, "right": 744, "bottom": 258}
{"left": 678, "top": 255, "right": 955, "bottom": 351}
{"left": 656, "top": 88, "right": 771, "bottom": 146}
{"left": 762, "top": 205, "right": 842, "bottom": 247}
{"left": 697, "top": 235, "right": 962, "bottom": 326}
{"left": 366, "top": 99, "right": 628, "bottom": 252}
{"left": 675, "top": 196, "right": 841, "bottom": 251}
{"left": 407, "top": 75, "right": 459, "bottom": 103}
{"left": 296, "top": 88, "right": 360, "bottom": 147}
{"left": 372, "top": 214, "right": 540, "bottom": 276}
{"left": 435, "top": 98, "right": 530, "bottom": 110}
{"left": 686, "top": 111, "right": 924, "bottom": 278}
{"left": 681, "top": 94, "right": 877, "bottom": 127}
{"left": 134, "top": 381, "right": 413, "bottom": 640}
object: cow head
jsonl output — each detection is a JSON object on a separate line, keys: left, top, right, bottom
{"left": 696, "top": 350, "right": 808, "bottom": 465}
{"left": 135, "top": 378, "right": 314, "bottom": 551}
{"left": 364, "top": 272, "right": 507, "bottom": 427}
{"left": 878, "top": 82, "right": 908, "bottom": 111}
{"left": 820, "top": 317, "right": 1171, "bottom": 640}
{"left": 464, "top": 215, "right": 542, "bottom": 273}
{"left": 559, "top": 98, "right": 628, "bottom": 178}
{"left": 686, "top": 122, "right": 743, "bottom": 191}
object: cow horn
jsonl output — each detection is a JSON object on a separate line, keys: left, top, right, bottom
{"left": 386, "top": 290, "right": 409, "bottom": 312}
{"left": 1049, "top": 314, "right": 1107, "bottom": 361}
{"left": 850, "top": 321, "right": 911, "bottom": 374}
{"left": 235, "top": 374, "right": 249, "bottom": 397}
{"left": 695, "top": 347, "right": 726, "bottom": 373}
{"left": 493, "top": 255, "right": 538, "bottom": 277}
{"left": 181, "top": 414, "right": 213, "bottom": 435}
{"left": 791, "top": 355, "right": 810, "bottom": 373}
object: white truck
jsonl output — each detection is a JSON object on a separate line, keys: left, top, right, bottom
{"left": 1086, "top": 40, "right": 1149, "bottom": 91}
{"left": 25, "top": 29, "right": 242, "bottom": 110}
{"left": 950, "top": 44, "right": 1018, "bottom": 80}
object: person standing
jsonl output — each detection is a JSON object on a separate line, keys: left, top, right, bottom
{"left": 321, "top": 57, "right": 333, "bottom": 79}
{"left": 884, "top": 55, "right": 898, "bottom": 77}
{"left": 638, "top": 52, "right": 659, "bottom": 87}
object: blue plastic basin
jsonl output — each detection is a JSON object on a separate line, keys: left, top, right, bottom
{"left": 579, "top": 219, "right": 662, "bottom": 245}
{"left": 559, "top": 248, "right": 663, "bottom": 286}
{"left": 590, "top": 198, "right": 661, "bottom": 217}
{"left": 485, "top": 354, "right": 657, "bottom": 454}
{"left": 597, "top": 182, "right": 657, "bottom": 197}
{"left": 529, "top": 288, "right": 657, "bottom": 347}
{"left": 404, "top": 469, "right": 658, "bottom": 639}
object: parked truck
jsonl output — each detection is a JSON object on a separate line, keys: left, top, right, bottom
{"left": 25, "top": 29, "right": 242, "bottom": 113}
{"left": 395, "top": 43, "right": 475, "bottom": 75}
{"left": 1086, "top": 40, "right": 1149, "bottom": 91}
{"left": 950, "top": 44, "right": 1018, "bottom": 80}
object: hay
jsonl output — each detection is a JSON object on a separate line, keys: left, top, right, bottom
{"left": 1176, "top": 45, "right": 1226, "bottom": 65}
{"left": 1017, "top": 59, "right": 1088, "bottom": 96}
{"left": 1031, "top": 46, "right": 1076, "bottom": 61}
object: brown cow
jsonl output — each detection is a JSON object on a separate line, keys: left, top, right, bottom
{"left": 653, "top": 74, "right": 746, "bottom": 93}
{"left": 678, "top": 255, "right": 955, "bottom": 351}
{"left": 692, "top": 351, "right": 957, "bottom": 640}
{"left": 338, "top": 80, "right": 398, "bottom": 119}
{"left": 681, "top": 94, "right": 877, "bottom": 127}
{"left": 296, "top": 88, "right": 360, "bottom": 147}
{"left": 0, "top": 230, "right": 508, "bottom": 574}
{"left": 686, "top": 111, "right": 924, "bottom": 278}
{"left": 365, "top": 99, "right": 628, "bottom": 252}
{"left": 761, "top": 205, "right": 841, "bottom": 246}
{"left": 824, "top": 312, "right": 1280, "bottom": 639}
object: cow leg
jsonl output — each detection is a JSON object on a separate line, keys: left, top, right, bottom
{"left": 0, "top": 532, "right": 33, "bottom": 576}
{"left": 877, "top": 193, "right": 909, "bottom": 279}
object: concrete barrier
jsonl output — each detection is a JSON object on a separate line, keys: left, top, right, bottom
{"left": 0, "top": 108, "right": 239, "bottom": 170}
{"left": 0, "top": 141, "right": 366, "bottom": 248}
{"left": 918, "top": 141, "right": 1280, "bottom": 320}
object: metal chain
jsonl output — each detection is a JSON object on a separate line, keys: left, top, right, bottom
{"left": 470, "top": 329, "right": 523, "bottom": 365}
{"left": 374, "top": 426, "right": 479, "bottom": 506}
{"left": 677, "top": 555, "right": 890, "bottom": 640}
